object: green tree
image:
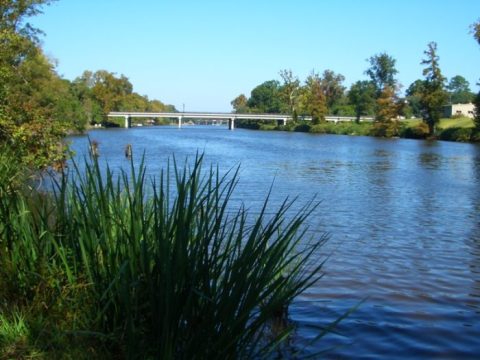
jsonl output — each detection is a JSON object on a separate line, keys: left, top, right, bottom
{"left": 348, "top": 80, "right": 376, "bottom": 122}
{"left": 419, "top": 42, "right": 448, "bottom": 136}
{"left": 474, "top": 91, "right": 480, "bottom": 130}
{"left": 320, "top": 70, "right": 346, "bottom": 110}
{"left": 405, "top": 80, "right": 426, "bottom": 118}
{"left": 122, "top": 92, "right": 149, "bottom": 112}
{"left": 446, "top": 75, "right": 474, "bottom": 104}
{"left": 472, "top": 19, "right": 480, "bottom": 45}
{"left": 365, "top": 52, "right": 398, "bottom": 95}
{"left": 471, "top": 20, "right": 480, "bottom": 131}
{"left": 71, "top": 73, "right": 103, "bottom": 124}
{"left": 0, "top": 0, "right": 82, "bottom": 168}
{"left": 91, "top": 70, "right": 133, "bottom": 114}
{"left": 148, "top": 99, "right": 171, "bottom": 112}
{"left": 247, "top": 80, "right": 283, "bottom": 113}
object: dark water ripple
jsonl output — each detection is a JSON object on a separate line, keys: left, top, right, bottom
{"left": 68, "top": 126, "right": 480, "bottom": 358}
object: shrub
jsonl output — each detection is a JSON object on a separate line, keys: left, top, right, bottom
{"left": 333, "top": 122, "right": 372, "bottom": 136}
{"left": 0, "top": 151, "right": 330, "bottom": 359}
{"left": 438, "top": 127, "right": 473, "bottom": 142}
{"left": 294, "top": 123, "right": 311, "bottom": 132}
{"left": 309, "top": 124, "right": 328, "bottom": 134}
{"left": 258, "top": 123, "right": 277, "bottom": 131}
{"left": 370, "top": 121, "right": 401, "bottom": 138}
{"left": 401, "top": 122, "right": 430, "bottom": 139}
{"left": 471, "top": 130, "right": 480, "bottom": 142}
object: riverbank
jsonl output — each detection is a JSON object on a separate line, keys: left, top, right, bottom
{"left": 236, "top": 117, "right": 480, "bottom": 143}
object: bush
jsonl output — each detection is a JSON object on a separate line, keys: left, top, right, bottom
{"left": 332, "top": 122, "right": 372, "bottom": 136}
{"left": 400, "top": 122, "right": 430, "bottom": 139}
{"left": 309, "top": 124, "right": 328, "bottom": 134}
{"left": 370, "top": 121, "right": 401, "bottom": 138}
{"left": 258, "top": 123, "right": 277, "bottom": 131}
{"left": 438, "top": 127, "right": 473, "bottom": 142}
{"left": 471, "top": 130, "right": 480, "bottom": 142}
{"left": 294, "top": 123, "right": 311, "bottom": 132}
{"left": 0, "top": 151, "right": 331, "bottom": 359}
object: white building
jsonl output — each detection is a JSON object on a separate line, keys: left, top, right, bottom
{"left": 444, "top": 103, "right": 475, "bottom": 118}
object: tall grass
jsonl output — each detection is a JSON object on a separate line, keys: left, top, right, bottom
{"left": 0, "top": 150, "right": 329, "bottom": 359}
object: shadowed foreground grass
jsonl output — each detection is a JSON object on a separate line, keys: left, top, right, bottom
{"left": 0, "top": 150, "right": 331, "bottom": 359}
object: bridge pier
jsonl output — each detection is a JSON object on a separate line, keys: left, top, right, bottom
{"left": 178, "top": 116, "right": 183, "bottom": 128}
{"left": 277, "top": 118, "right": 287, "bottom": 126}
{"left": 124, "top": 116, "right": 131, "bottom": 128}
{"left": 228, "top": 118, "right": 235, "bottom": 130}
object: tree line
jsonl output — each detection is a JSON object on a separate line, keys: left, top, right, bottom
{"left": 0, "top": 0, "right": 175, "bottom": 168}
{"left": 232, "top": 36, "right": 480, "bottom": 139}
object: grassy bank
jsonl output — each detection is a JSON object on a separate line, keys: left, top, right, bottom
{"left": 0, "top": 150, "right": 330, "bottom": 359}
{"left": 237, "top": 117, "right": 480, "bottom": 143}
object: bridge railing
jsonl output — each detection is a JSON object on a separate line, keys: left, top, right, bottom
{"left": 107, "top": 111, "right": 374, "bottom": 128}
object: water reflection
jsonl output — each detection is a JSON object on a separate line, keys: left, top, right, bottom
{"left": 418, "top": 152, "right": 442, "bottom": 169}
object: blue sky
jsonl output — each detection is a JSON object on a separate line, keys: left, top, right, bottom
{"left": 32, "top": 0, "right": 479, "bottom": 112}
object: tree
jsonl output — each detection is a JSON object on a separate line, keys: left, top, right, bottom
{"left": 446, "top": 75, "right": 474, "bottom": 104}
{"left": 303, "top": 71, "right": 327, "bottom": 124}
{"left": 247, "top": 80, "right": 283, "bottom": 113}
{"left": 230, "top": 94, "right": 248, "bottom": 113}
{"left": 419, "top": 42, "right": 448, "bottom": 136}
{"left": 278, "top": 69, "right": 300, "bottom": 115}
{"left": 365, "top": 52, "right": 401, "bottom": 131}
{"left": 376, "top": 86, "right": 400, "bottom": 122}
{"left": 471, "top": 20, "right": 480, "bottom": 132}
{"left": 373, "top": 86, "right": 402, "bottom": 137}
{"left": 472, "top": 19, "right": 480, "bottom": 45}
{"left": 348, "top": 81, "right": 376, "bottom": 122}
{"left": 91, "top": 70, "right": 133, "bottom": 114}
{"left": 0, "top": 1, "right": 82, "bottom": 168}
{"left": 122, "top": 92, "right": 149, "bottom": 112}
{"left": 320, "top": 70, "right": 346, "bottom": 111}
{"left": 365, "top": 52, "right": 398, "bottom": 95}
{"left": 405, "top": 80, "right": 426, "bottom": 118}
{"left": 474, "top": 91, "right": 480, "bottom": 130}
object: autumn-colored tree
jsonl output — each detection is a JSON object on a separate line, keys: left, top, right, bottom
{"left": 372, "top": 86, "right": 402, "bottom": 137}
{"left": 376, "top": 86, "right": 400, "bottom": 122}
{"left": 231, "top": 94, "right": 249, "bottom": 113}
{"left": 303, "top": 72, "right": 327, "bottom": 124}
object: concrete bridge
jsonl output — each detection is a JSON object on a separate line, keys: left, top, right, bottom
{"left": 107, "top": 111, "right": 373, "bottom": 129}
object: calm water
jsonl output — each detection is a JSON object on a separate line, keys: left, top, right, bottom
{"left": 68, "top": 126, "right": 480, "bottom": 359}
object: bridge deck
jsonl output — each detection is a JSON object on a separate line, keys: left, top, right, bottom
{"left": 107, "top": 111, "right": 376, "bottom": 129}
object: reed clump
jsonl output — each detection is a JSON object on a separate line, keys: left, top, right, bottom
{"left": 0, "top": 150, "right": 328, "bottom": 359}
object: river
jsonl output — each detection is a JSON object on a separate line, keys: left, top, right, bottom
{"left": 68, "top": 125, "right": 480, "bottom": 359}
